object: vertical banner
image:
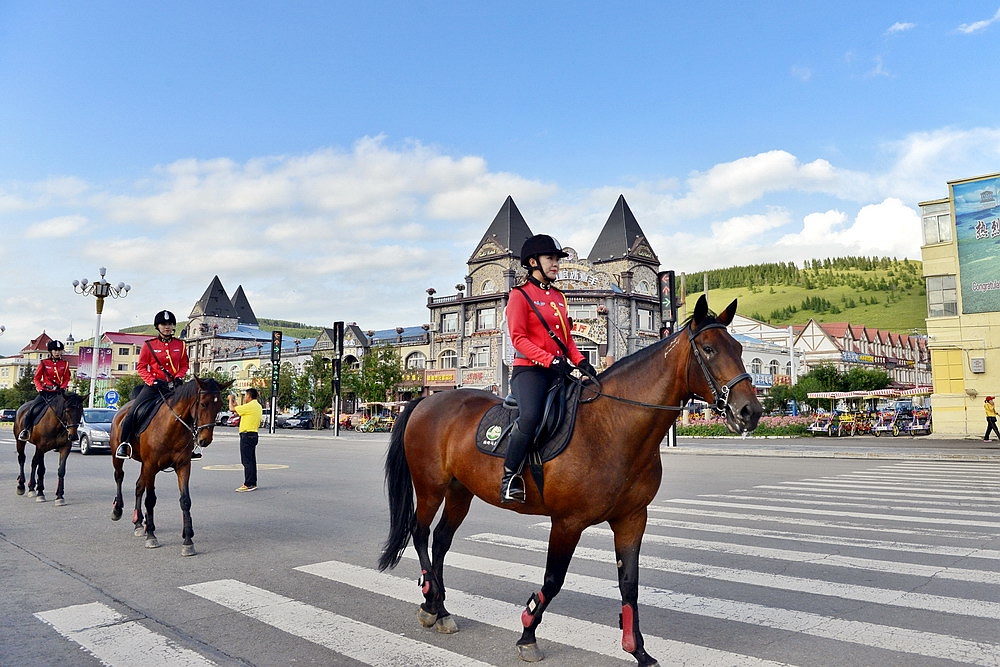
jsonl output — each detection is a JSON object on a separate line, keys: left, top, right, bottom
{"left": 76, "top": 346, "right": 113, "bottom": 379}
{"left": 332, "top": 321, "right": 344, "bottom": 436}
{"left": 269, "top": 330, "right": 282, "bottom": 434}
{"left": 951, "top": 174, "right": 1000, "bottom": 313}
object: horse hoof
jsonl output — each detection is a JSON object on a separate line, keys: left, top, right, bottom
{"left": 111, "top": 510, "right": 122, "bottom": 521}
{"left": 145, "top": 537, "right": 160, "bottom": 549}
{"left": 54, "top": 498, "right": 66, "bottom": 507}
{"left": 35, "top": 494, "right": 46, "bottom": 503}
{"left": 416, "top": 607, "right": 437, "bottom": 628}
{"left": 517, "top": 642, "right": 544, "bottom": 662}
{"left": 27, "top": 490, "right": 36, "bottom": 498}
{"left": 434, "top": 615, "right": 458, "bottom": 634}
{"left": 134, "top": 526, "right": 146, "bottom": 537}
{"left": 16, "top": 487, "right": 24, "bottom": 496}
{"left": 181, "top": 544, "right": 196, "bottom": 557}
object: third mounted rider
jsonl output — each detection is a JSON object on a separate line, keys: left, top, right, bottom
{"left": 18, "top": 339, "right": 72, "bottom": 441}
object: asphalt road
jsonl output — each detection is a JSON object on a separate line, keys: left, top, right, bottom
{"left": 1, "top": 425, "right": 997, "bottom": 666}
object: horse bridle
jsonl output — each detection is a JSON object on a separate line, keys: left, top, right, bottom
{"left": 578, "top": 320, "right": 752, "bottom": 417}
{"left": 40, "top": 393, "right": 80, "bottom": 437}
{"left": 163, "top": 385, "right": 220, "bottom": 443}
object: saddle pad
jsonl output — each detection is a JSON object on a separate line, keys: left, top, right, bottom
{"left": 475, "top": 380, "right": 582, "bottom": 463}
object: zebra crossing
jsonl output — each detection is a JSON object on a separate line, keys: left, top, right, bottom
{"left": 33, "top": 461, "right": 1000, "bottom": 666}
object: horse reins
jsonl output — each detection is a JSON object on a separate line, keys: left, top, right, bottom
{"left": 161, "top": 385, "right": 221, "bottom": 443}
{"left": 576, "top": 321, "right": 752, "bottom": 418}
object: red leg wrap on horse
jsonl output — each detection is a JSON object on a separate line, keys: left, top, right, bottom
{"left": 621, "top": 604, "right": 637, "bottom": 653}
{"left": 521, "top": 591, "right": 546, "bottom": 628}
{"left": 419, "top": 570, "right": 431, "bottom": 594}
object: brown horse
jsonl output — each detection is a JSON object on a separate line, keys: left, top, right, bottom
{"left": 14, "top": 391, "right": 84, "bottom": 506}
{"left": 379, "top": 295, "right": 761, "bottom": 666}
{"left": 110, "top": 377, "right": 232, "bottom": 556}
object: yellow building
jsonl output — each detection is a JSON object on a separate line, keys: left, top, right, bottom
{"left": 919, "top": 172, "right": 1000, "bottom": 438}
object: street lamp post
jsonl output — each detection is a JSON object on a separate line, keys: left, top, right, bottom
{"left": 73, "top": 267, "right": 131, "bottom": 408}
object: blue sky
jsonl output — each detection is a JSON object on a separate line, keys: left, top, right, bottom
{"left": 3, "top": 2, "right": 1000, "bottom": 355}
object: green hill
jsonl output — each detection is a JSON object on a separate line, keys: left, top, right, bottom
{"left": 122, "top": 318, "right": 323, "bottom": 341}
{"left": 681, "top": 257, "right": 927, "bottom": 334}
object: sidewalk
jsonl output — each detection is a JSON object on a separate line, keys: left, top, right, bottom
{"left": 664, "top": 435, "right": 1000, "bottom": 462}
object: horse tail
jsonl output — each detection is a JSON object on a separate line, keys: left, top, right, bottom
{"left": 378, "top": 397, "right": 425, "bottom": 571}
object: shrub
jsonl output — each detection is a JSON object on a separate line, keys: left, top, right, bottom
{"left": 676, "top": 415, "right": 811, "bottom": 437}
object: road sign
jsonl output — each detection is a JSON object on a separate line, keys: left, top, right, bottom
{"left": 105, "top": 390, "right": 119, "bottom": 405}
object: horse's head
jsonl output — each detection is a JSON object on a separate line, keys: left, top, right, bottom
{"left": 686, "top": 295, "right": 762, "bottom": 434}
{"left": 61, "top": 392, "right": 84, "bottom": 442}
{"left": 190, "top": 377, "right": 234, "bottom": 447}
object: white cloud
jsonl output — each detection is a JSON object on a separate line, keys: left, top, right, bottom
{"left": 885, "top": 21, "right": 916, "bottom": 35}
{"left": 957, "top": 8, "right": 1000, "bottom": 34}
{"left": 24, "top": 214, "right": 88, "bottom": 239}
{"left": 866, "top": 56, "right": 891, "bottom": 78}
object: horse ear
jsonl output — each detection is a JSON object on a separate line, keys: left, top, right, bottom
{"left": 718, "top": 299, "right": 738, "bottom": 326}
{"left": 693, "top": 294, "right": 709, "bottom": 325}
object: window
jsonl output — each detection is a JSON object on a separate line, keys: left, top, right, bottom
{"left": 578, "top": 346, "right": 599, "bottom": 366}
{"left": 481, "top": 279, "right": 496, "bottom": 294}
{"left": 768, "top": 360, "right": 780, "bottom": 376}
{"left": 637, "top": 308, "right": 655, "bottom": 332}
{"left": 118, "top": 347, "right": 130, "bottom": 355}
{"left": 439, "top": 350, "right": 458, "bottom": 369}
{"left": 405, "top": 352, "right": 426, "bottom": 369}
{"left": 568, "top": 303, "right": 597, "bottom": 320}
{"left": 636, "top": 280, "right": 651, "bottom": 295}
{"left": 117, "top": 364, "right": 128, "bottom": 371}
{"left": 441, "top": 312, "right": 459, "bottom": 334}
{"left": 921, "top": 203, "right": 953, "bottom": 245}
{"left": 470, "top": 347, "right": 489, "bottom": 367}
{"left": 751, "top": 358, "right": 763, "bottom": 374}
{"left": 785, "top": 361, "right": 792, "bottom": 376}
{"left": 476, "top": 308, "right": 496, "bottom": 331}
{"left": 926, "top": 275, "right": 958, "bottom": 317}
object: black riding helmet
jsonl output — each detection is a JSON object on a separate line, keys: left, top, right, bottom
{"left": 520, "top": 234, "right": 568, "bottom": 269}
{"left": 47, "top": 340, "right": 64, "bottom": 352}
{"left": 154, "top": 310, "right": 177, "bottom": 327}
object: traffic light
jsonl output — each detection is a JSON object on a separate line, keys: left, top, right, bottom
{"left": 270, "top": 330, "right": 283, "bottom": 362}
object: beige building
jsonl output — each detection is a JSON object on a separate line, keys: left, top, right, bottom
{"left": 920, "top": 172, "right": 1000, "bottom": 438}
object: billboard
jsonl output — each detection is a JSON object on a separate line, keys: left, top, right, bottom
{"left": 951, "top": 173, "right": 1000, "bottom": 313}
{"left": 76, "top": 346, "right": 113, "bottom": 380}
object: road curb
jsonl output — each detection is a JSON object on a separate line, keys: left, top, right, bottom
{"left": 660, "top": 446, "right": 1000, "bottom": 462}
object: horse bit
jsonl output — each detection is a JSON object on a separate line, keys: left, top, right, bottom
{"left": 163, "top": 386, "right": 220, "bottom": 443}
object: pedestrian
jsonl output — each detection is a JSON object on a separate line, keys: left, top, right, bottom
{"left": 231, "top": 387, "right": 263, "bottom": 492}
{"left": 116, "top": 310, "right": 190, "bottom": 459}
{"left": 18, "top": 340, "right": 71, "bottom": 441}
{"left": 984, "top": 396, "right": 999, "bottom": 442}
{"left": 500, "top": 234, "right": 596, "bottom": 503}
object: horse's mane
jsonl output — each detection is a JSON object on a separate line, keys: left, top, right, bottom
{"left": 63, "top": 392, "right": 83, "bottom": 410}
{"left": 170, "top": 377, "right": 224, "bottom": 404}
{"left": 595, "top": 310, "right": 724, "bottom": 383}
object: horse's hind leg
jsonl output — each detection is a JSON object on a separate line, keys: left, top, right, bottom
{"left": 516, "top": 519, "right": 584, "bottom": 663}
{"left": 418, "top": 484, "right": 473, "bottom": 634}
{"left": 140, "top": 467, "right": 159, "bottom": 548}
{"left": 15, "top": 441, "right": 26, "bottom": 496}
{"left": 111, "top": 457, "right": 125, "bottom": 520}
{"left": 31, "top": 451, "right": 46, "bottom": 502}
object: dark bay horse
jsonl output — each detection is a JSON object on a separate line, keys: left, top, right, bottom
{"left": 110, "top": 377, "right": 232, "bottom": 556}
{"left": 379, "top": 295, "right": 761, "bottom": 666}
{"left": 14, "top": 391, "right": 84, "bottom": 506}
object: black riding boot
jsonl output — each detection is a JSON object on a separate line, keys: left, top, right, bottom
{"left": 500, "top": 423, "right": 532, "bottom": 503}
{"left": 116, "top": 414, "right": 133, "bottom": 458}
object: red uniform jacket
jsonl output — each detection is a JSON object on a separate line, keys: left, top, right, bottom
{"left": 138, "top": 336, "right": 189, "bottom": 385}
{"left": 34, "top": 358, "right": 71, "bottom": 392}
{"left": 506, "top": 280, "right": 585, "bottom": 368}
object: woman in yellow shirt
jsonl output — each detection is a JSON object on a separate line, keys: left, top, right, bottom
{"left": 984, "top": 396, "right": 999, "bottom": 442}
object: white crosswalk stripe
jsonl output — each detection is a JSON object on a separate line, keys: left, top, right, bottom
{"left": 27, "top": 460, "right": 1000, "bottom": 665}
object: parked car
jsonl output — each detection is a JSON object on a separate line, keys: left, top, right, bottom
{"left": 0, "top": 408, "right": 16, "bottom": 422}
{"left": 216, "top": 410, "right": 235, "bottom": 426}
{"left": 227, "top": 413, "right": 241, "bottom": 427}
{"left": 74, "top": 407, "right": 117, "bottom": 455}
{"left": 282, "top": 410, "right": 314, "bottom": 429}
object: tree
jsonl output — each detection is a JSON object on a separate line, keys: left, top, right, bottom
{"left": 342, "top": 343, "right": 403, "bottom": 404}
{"left": 299, "top": 353, "right": 333, "bottom": 428}
{"left": 114, "top": 374, "right": 144, "bottom": 402}
{"left": 8, "top": 365, "right": 38, "bottom": 407}
{"left": 842, "top": 367, "right": 891, "bottom": 392}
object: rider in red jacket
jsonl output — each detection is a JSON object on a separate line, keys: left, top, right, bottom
{"left": 18, "top": 340, "right": 71, "bottom": 440}
{"left": 500, "top": 235, "right": 596, "bottom": 503}
{"left": 115, "top": 310, "right": 191, "bottom": 459}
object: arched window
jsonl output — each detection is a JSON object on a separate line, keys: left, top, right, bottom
{"left": 481, "top": 279, "right": 496, "bottom": 295}
{"left": 750, "top": 358, "right": 763, "bottom": 374}
{"left": 405, "top": 351, "right": 426, "bottom": 369}
{"left": 785, "top": 361, "right": 792, "bottom": 376}
{"left": 768, "top": 360, "right": 780, "bottom": 376}
{"left": 439, "top": 350, "right": 458, "bottom": 369}
{"left": 344, "top": 355, "right": 361, "bottom": 371}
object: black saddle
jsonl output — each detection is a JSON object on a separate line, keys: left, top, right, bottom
{"left": 475, "top": 379, "right": 583, "bottom": 497}
{"left": 124, "top": 388, "right": 169, "bottom": 438}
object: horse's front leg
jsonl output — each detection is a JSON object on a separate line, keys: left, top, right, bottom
{"left": 111, "top": 455, "right": 126, "bottom": 521}
{"left": 176, "top": 464, "right": 196, "bottom": 556}
{"left": 53, "top": 444, "right": 71, "bottom": 506}
{"left": 141, "top": 466, "right": 159, "bottom": 549}
{"left": 516, "top": 519, "right": 583, "bottom": 662}
{"left": 30, "top": 450, "right": 45, "bottom": 501}
{"left": 15, "top": 441, "right": 27, "bottom": 496}
{"left": 610, "top": 508, "right": 658, "bottom": 667}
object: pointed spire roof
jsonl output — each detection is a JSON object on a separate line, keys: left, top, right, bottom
{"left": 468, "top": 195, "right": 534, "bottom": 263}
{"left": 230, "top": 285, "right": 258, "bottom": 326}
{"left": 588, "top": 195, "right": 659, "bottom": 265}
{"left": 189, "top": 276, "right": 240, "bottom": 319}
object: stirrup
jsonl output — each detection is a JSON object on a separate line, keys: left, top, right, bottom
{"left": 191, "top": 448, "right": 203, "bottom": 460}
{"left": 500, "top": 473, "right": 526, "bottom": 503}
{"left": 115, "top": 443, "right": 132, "bottom": 459}
{"left": 18, "top": 429, "right": 30, "bottom": 441}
